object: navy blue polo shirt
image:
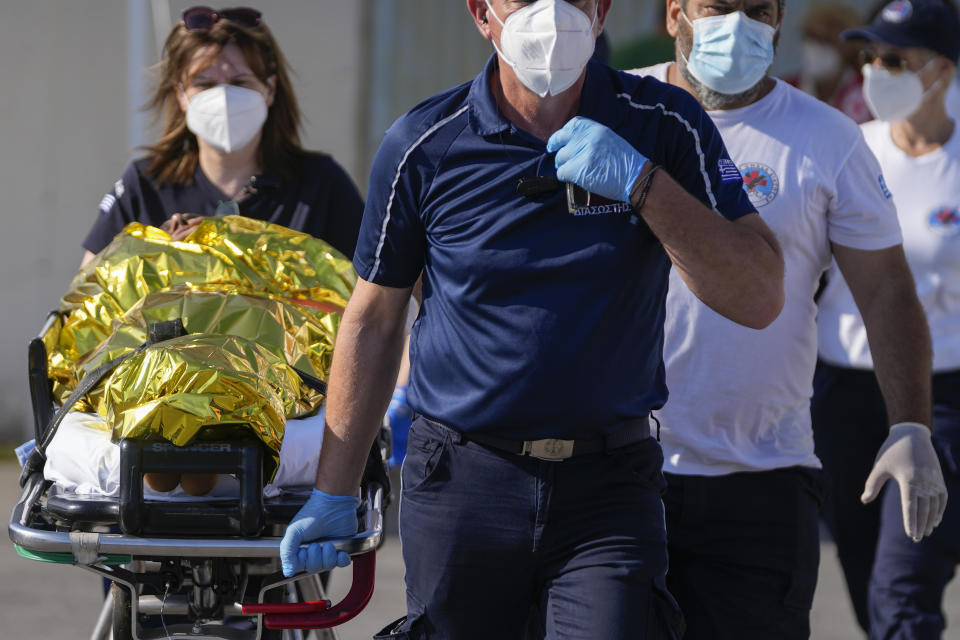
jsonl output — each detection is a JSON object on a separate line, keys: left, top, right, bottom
{"left": 84, "top": 152, "right": 364, "bottom": 259}
{"left": 354, "top": 56, "right": 756, "bottom": 439}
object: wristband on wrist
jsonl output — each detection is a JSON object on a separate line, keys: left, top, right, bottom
{"left": 630, "top": 163, "right": 661, "bottom": 211}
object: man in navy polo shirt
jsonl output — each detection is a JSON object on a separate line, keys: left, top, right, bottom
{"left": 280, "top": 1, "right": 784, "bottom": 637}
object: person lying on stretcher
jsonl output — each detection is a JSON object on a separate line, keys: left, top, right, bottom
{"left": 42, "top": 214, "right": 354, "bottom": 496}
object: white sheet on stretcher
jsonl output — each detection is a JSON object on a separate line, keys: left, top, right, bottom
{"left": 44, "top": 410, "right": 325, "bottom": 501}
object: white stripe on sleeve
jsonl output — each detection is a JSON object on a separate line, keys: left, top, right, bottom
{"left": 616, "top": 94, "right": 719, "bottom": 213}
{"left": 368, "top": 105, "right": 470, "bottom": 282}
{"left": 98, "top": 193, "right": 116, "bottom": 213}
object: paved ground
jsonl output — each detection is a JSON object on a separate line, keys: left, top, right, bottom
{"left": 2, "top": 461, "right": 958, "bottom": 639}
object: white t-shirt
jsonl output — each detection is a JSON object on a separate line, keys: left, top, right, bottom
{"left": 631, "top": 63, "right": 902, "bottom": 476}
{"left": 817, "top": 119, "right": 960, "bottom": 373}
{"left": 948, "top": 80, "right": 960, "bottom": 120}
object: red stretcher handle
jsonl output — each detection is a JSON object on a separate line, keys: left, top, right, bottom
{"left": 264, "top": 550, "right": 377, "bottom": 630}
{"left": 242, "top": 599, "right": 331, "bottom": 614}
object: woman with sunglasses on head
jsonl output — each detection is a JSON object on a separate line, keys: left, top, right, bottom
{"left": 75, "top": 8, "right": 366, "bottom": 628}
{"left": 80, "top": 6, "right": 363, "bottom": 267}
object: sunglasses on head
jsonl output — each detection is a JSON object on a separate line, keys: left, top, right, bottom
{"left": 858, "top": 48, "right": 909, "bottom": 72}
{"left": 181, "top": 6, "right": 263, "bottom": 31}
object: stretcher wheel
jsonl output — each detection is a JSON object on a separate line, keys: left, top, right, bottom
{"left": 111, "top": 581, "right": 133, "bottom": 640}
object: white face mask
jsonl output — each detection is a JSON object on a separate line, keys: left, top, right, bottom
{"left": 802, "top": 40, "right": 842, "bottom": 81}
{"left": 861, "top": 60, "right": 940, "bottom": 122}
{"left": 184, "top": 84, "right": 268, "bottom": 153}
{"left": 485, "top": 0, "right": 597, "bottom": 98}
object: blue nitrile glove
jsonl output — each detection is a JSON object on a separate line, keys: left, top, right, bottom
{"left": 386, "top": 385, "right": 413, "bottom": 467}
{"left": 546, "top": 116, "right": 650, "bottom": 203}
{"left": 280, "top": 488, "right": 361, "bottom": 577}
{"left": 14, "top": 440, "right": 36, "bottom": 468}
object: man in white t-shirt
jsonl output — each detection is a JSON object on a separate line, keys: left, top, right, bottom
{"left": 814, "top": 2, "right": 960, "bottom": 637}
{"left": 629, "top": 1, "right": 947, "bottom": 638}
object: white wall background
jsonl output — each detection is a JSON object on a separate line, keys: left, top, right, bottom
{"left": 0, "top": 0, "right": 366, "bottom": 441}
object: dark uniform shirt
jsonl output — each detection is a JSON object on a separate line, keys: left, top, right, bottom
{"left": 84, "top": 152, "right": 364, "bottom": 259}
{"left": 354, "top": 57, "right": 756, "bottom": 439}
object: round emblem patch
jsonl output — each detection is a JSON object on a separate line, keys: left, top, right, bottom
{"left": 740, "top": 163, "right": 780, "bottom": 208}
{"left": 882, "top": 1, "right": 913, "bottom": 23}
{"left": 928, "top": 206, "right": 960, "bottom": 236}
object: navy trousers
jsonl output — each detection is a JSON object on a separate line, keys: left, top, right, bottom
{"left": 811, "top": 362, "right": 889, "bottom": 631}
{"left": 390, "top": 416, "right": 681, "bottom": 640}
{"left": 812, "top": 363, "right": 960, "bottom": 639}
{"left": 663, "top": 467, "right": 824, "bottom": 640}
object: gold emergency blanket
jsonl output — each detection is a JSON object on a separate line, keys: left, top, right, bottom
{"left": 44, "top": 215, "right": 355, "bottom": 466}
{"left": 103, "top": 334, "right": 307, "bottom": 478}
{"left": 72, "top": 288, "right": 333, "bottom": 417}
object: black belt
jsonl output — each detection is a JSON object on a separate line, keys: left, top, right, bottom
{"left": 424, "top": 417, "right": 651, "bottom": 462}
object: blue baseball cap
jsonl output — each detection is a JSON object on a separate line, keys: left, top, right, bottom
{"left": 842, "top": 0, "right": 960, "bottom": 63}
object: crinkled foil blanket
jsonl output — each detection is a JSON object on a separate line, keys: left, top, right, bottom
{"left": 44, "top": 215, "right": 355, "bottom": 478}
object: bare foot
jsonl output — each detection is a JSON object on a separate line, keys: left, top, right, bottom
{"left": 144, "top": 472, "right": 180, "bottom": 493}
{"left": 179, "top": 473, "right": 218, "bottom": 496}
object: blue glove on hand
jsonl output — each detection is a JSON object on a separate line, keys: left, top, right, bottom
{"left": 546, "top": 116, "right": 650, "bottom": 203}
{"left": 386, "top": 385, "right": 413, "bottom": 467}
{"left": 280, "top": 488, "right": 361, "bottom": 577}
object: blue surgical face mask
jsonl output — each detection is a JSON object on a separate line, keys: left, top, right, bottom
{"left": 679, "top": 10, "right": 777, "bottom": 95}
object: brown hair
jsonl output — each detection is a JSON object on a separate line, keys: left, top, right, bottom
{"left": 803, "top": 4, "right": 861, "bottom": 39}
{"left": 143, "top": 17, "right": 306, "bottom": 185}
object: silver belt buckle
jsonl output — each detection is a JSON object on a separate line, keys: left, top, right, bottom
{"left": 523, "top": 438, "right": 575, "bottom": 461}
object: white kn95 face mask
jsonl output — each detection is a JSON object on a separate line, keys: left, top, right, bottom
{"left": 184, "top": 84, "right": 268, "bottom": 153}
{"left": 861, "top": 60, "right": 941, "bottom": 122}
{"left": 485, "top": 0, "right": 598, "bottom": 98}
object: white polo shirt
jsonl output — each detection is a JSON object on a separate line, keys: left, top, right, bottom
{"left": 630, "top": 63, "right": 902, "bottom": 476}
{"left": 818, "top": 119, "right": 960, "bottom": 373}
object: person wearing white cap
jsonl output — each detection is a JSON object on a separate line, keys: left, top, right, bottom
{"left": 814, "top": 1, "right": 960, "bottom": 636}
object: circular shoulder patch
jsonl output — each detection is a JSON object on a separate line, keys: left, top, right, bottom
{"left": 739, "top": 163, "right": 780, "bottom": 208}
{"left": 882, "top": 1, "right": 913, "bottom": 23}
{"left": 928, "top": 206, "right": 960, "bottom": 236}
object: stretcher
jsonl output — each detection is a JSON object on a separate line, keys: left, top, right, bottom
{"left": 9, "top": 313, "right": 392, "bottom": 640}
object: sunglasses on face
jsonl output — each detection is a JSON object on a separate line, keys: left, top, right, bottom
{"left": 858, "top": 49, "right": 909, "bottom": 72}
{"left": 181, "top": 6, "right": 263, "bottom": 31}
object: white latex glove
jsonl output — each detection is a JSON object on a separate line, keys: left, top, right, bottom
{"left": 861, "top": 422, "right": 948, "bottom": 541}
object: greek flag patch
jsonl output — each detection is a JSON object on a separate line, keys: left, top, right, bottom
{"left": 718, "top": 159, "right": 742, "bottom": 183}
